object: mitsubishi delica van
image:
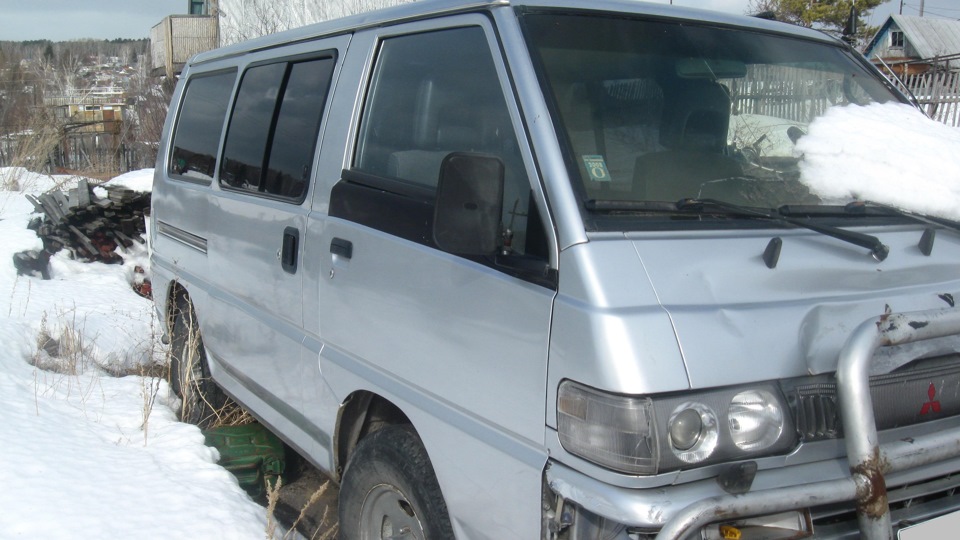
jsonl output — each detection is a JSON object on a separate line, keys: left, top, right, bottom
{"left": 151, "top": 0, "right": 960, "bottom": 538}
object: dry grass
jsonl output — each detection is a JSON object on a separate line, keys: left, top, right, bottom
{"left": 169, "top": 305, "right": 254, "bottom": 429}
{"left": 29, "top": 309, "right": 106, "bottom": 421}
{"left": 3, "top": 109, "right": 62, "bottom": 192}
{"left": 264, "top": 477, "right": 282, "bottom": 539}
{"left": 264, "top": 477, "right": 337, "bottom": 540}
{"left": 29, "top": 305, "right": 170, "bottom": 447}
{"left": 139, "top": 365, "right": 162, "bottom": 446}
{"left": 30, "top": 309, "right": 96, "bottom": 376}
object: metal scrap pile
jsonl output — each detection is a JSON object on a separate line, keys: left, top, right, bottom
{"left": 13, "top": 179, "right": 150, "bottom": 289}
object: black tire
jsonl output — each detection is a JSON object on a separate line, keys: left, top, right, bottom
{"left": 339, "top": 425, "right": 454, "bottom": 540}
{"left": 168, "top": 294, "right": 230, "bottom": 429}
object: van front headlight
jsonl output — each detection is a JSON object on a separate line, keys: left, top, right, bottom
{"left": 728, "top": 389, "right": 785, "bottom": 452}
{"left": 557, "top": 381, "right": 797, "bottom": 475}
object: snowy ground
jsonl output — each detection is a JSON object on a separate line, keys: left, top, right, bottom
{"left": 0, "top": 168, "right": 274, "bottom": 539}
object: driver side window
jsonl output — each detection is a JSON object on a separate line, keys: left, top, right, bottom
{"left": 349, "top": 26, "right": 546, "bottom": 260}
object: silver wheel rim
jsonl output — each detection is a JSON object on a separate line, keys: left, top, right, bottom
{"left": 358, "top": 484, "right": 425, "bottom": 540}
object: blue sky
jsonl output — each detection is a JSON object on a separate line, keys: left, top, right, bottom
{"left": 0, "top": 0, "right": 184, "bottom": 41}
{"left": 0, "top": 0, "right": 956, "bottom": 42}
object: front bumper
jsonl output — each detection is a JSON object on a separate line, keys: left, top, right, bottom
{"left": 547, "top": 308, "right": 960, "bottom": 539}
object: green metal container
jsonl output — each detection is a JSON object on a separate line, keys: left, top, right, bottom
{"left": 203, "top": 423, "right": 285, "bottom": 498}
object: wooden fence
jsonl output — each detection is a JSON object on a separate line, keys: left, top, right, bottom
{"left": 725, "top": 63, "right": 960, "bottom": 128}
{"left": 726, "top": 65, "right": 844, "bottom": 125}
{"left": 898, "top": 70, "right": 960, "bottom": 128}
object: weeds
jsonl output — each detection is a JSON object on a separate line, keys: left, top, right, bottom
{"left": 139, "top": 366, "right": 161, "bottom": 446}
{"left": 29, "top": 308, "right": 106, "bottom": 422}
{"left": 30, "top": 307, "right": 95, "bottom": 376}
{"left": 264, "top": 477, "right": 337, "bottom": 540}
{"left": 3, "top": 108, "right": 62, "bottom": 190}
{"left": 265, "top": 477, "right": 282, "bottom": 539}
{"left": 168, "top": 302, "right": 252, "bottom": 429}
{"left": 290, "top": 482, "right": 336, "bottom": 540}
{"left": 29, "top": 303, "right": 170, "bottom": 446}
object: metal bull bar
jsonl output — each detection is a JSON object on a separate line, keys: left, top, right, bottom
{"left": 656, "top": 308, "right": 960, "bottom": 540}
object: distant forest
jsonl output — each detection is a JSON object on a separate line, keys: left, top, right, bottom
{"left": 1, "top": 39, "right": 149, "bottom": 69}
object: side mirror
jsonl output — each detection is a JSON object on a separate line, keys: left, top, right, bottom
{"left": 433, "top": 152, "right": 504, "bottom": 256}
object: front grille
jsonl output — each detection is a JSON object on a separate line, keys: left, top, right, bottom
{"left": 784, "top": 355, "right": 960, "bottom": 442}
{"left": 812, "top": 472, "right": 960, "bottom": 537}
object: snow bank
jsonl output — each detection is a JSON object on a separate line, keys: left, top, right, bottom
{"left": 0, "top": 167, "right": 272, "bottom": 539}
{"left": 797, "top": 102, "right": 960, "bottom": 219}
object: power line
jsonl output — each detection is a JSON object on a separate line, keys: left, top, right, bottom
{"left": 921, "top": 4, "right": 960, "bottom": 12}
{"left": 901, "top": 2, "right": 960, "bottom": 14}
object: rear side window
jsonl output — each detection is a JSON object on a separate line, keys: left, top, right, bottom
{"left": 220, "top": 55, "right": 335, "bottom": 201}
{"left": 169, "top": 70, "right": 236, "bottom": 182}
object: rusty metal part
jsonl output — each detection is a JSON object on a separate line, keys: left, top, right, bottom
{"left": 656, "top": 307, "right": 960, "bottom": 540}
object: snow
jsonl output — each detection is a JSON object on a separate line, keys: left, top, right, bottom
{"left": 0, "top": 168, "right": 272, "bottom": 539}
{"left": 797, "top": 102, "right": 960, "bottom": 219}
{"left": 102, "top": 168, "right": 156, "bottom": 193}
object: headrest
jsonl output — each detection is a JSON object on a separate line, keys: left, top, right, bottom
{"left": 680, "top": 109, "right": 727, "bottom": 152}
{"left": 660, "top": 80, "right": 731, "bottom": 151}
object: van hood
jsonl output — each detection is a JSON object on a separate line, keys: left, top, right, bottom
{"left": 631, "top": 225, "right": 960, "bottom": 389}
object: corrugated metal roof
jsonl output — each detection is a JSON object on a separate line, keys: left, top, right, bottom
{"left": 892, "top": 15, "right": 960, "bottom": 59}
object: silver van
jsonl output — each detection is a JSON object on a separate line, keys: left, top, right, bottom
{"left": 151, "top": 0, "right": 960, "bottom": 538}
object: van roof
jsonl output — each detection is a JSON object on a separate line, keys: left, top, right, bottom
{"left": 189, "top": 0, "right": 838, "bottom": 67}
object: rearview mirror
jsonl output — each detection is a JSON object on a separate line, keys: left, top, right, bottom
{"left": 433, "top": 152, "right": 504, "bottom": 256}
{"left": 676, "top": 58, "right": 747, "bottom": 79}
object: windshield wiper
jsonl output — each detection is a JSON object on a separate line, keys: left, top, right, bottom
{"left": 585, "top": 200, "right": 680, "bottom": 212}
{"left": 853, "top": 201, "right": 960, "bottom": 233}
{"left": 779, "top": 201, "right": 960, "bottom": 234}
{"left": 677, "top": 198, "right": 890, "bottom": 261}
{"left": 849, "top": 201, "right": 960, "bottom": 256}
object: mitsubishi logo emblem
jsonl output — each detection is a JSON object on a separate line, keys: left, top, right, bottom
{"left": 920, "top": 383, "right": 942, "bottom": 415}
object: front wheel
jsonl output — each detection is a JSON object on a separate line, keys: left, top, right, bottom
{"left": 339, "top": 425, "right": 454, "bottom": 540}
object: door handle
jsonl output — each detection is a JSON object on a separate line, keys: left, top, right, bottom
{"left": 281, "top": 227, "right": 299, "bottom": 274}
{"left": 331, "top": 237, "right": 352, "bottom": 260}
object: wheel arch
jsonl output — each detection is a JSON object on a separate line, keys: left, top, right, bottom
{"left": 334, "top": 390, "right": 412, "bottom": 481}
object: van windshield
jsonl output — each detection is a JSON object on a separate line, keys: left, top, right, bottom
{"left": 521, "top": 12, "right": 903, "bottom": 227}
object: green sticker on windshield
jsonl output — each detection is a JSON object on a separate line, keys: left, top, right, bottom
{"left": 583, "top": 155, "right": 611, "bottom": 182}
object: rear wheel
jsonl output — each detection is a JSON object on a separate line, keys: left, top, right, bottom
{"left": 168, "top": 295, "right": 230, "bottom": 428}
{"left": 339, "top": 425, "right": 454, "bottom": 540}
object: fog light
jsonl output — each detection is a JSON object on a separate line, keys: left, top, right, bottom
{"left": 669, "top": 408, "right": 703, "bottom": 451}
{"left": 668, "top": 402, "right": 718, "bottom": 463}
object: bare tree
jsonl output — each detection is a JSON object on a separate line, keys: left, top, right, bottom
{"left": 219, "top": 0, "right": 416, "bottom": 45}
{"left": 123, "top": 71, "right": 176, "bottom": 169}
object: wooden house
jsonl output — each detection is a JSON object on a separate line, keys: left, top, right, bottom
{"left": 864, "top": 15, "right": 960, "bottom": 78}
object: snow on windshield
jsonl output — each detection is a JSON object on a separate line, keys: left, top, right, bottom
{"left": 797, "top": 102, "right": 960, "bottom": 220}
